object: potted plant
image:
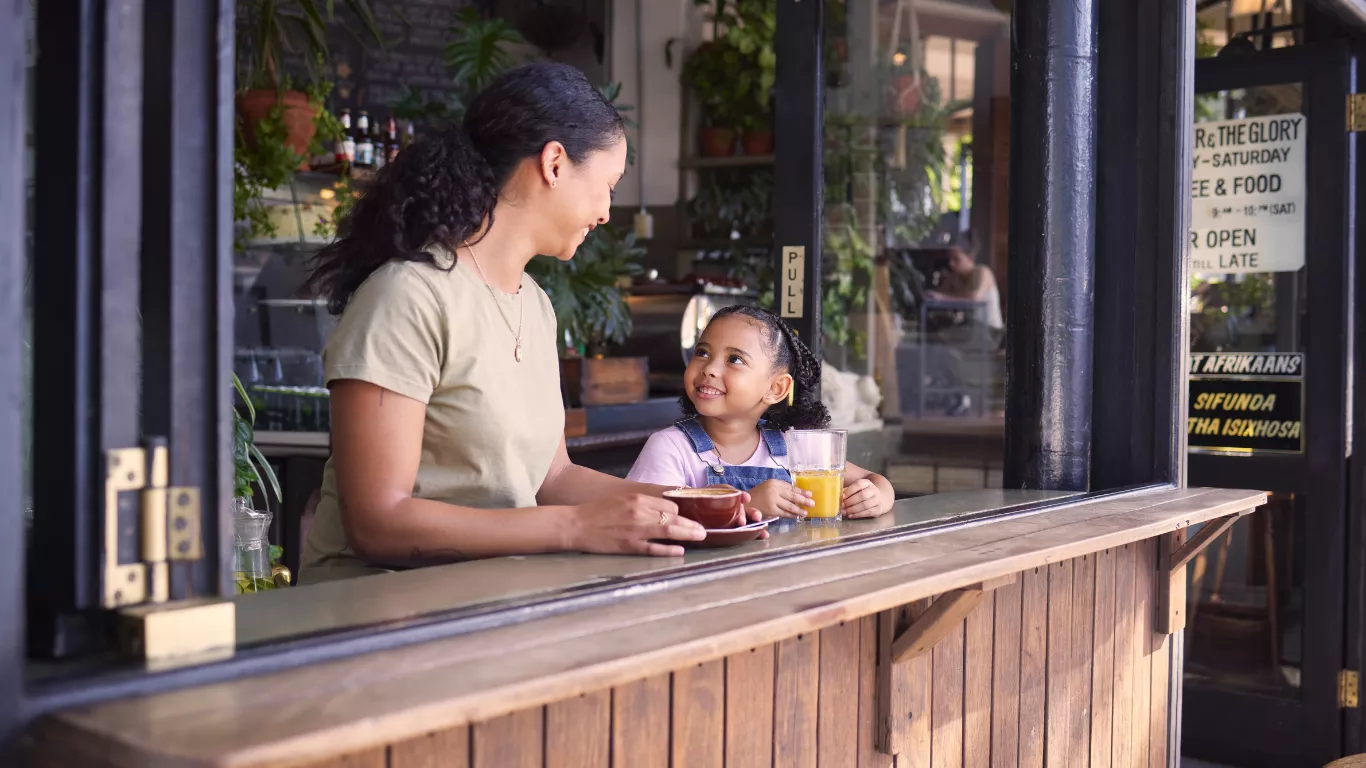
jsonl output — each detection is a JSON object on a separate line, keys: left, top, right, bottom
{"left": 682, "top": 40, "right": 747, "bottom": 157}
{"left": 232, "top": 374, "right": 285, "bottom": 593}
{"left": 236, "top": 0, "right": 383, "bottom": 157}
{"left": 527, "top": 225, "right": 647, "bottom": 408}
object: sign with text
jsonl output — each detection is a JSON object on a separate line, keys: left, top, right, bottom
{"left": 780, "top": 245, "right": 806, "bottom": 318}
{"left": 1188, "top": 352, "right": 1304, "bottom": 454}
{"left": 1190, "top": 113, "right": 1305, "bottom": 274}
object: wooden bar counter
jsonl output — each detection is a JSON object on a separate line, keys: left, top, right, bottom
{"left": 26, "top": 486, "right": 1265, "bottom": 768}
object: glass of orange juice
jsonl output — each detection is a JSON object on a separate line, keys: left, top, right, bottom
{"left": 787, "top": 429, "right": 848, "bottom": 521}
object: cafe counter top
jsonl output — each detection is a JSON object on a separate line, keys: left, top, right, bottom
{"left": 27, "top": 485, "right": 1266, "bottom": 768}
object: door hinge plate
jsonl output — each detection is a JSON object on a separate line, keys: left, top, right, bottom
{"left": 1341, "top": 670, "right": 1359, "bottom": 708}
{"left": 1349, "top": 94, "right": 1366, "bottom": 132}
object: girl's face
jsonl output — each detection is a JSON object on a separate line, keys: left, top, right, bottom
{"left": 537, "top": 135, "right": 628, "bottom": 260}
{"left": 686, "top": 315, "right": 792, "bottom": 422}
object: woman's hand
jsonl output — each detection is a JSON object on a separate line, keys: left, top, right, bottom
{"left": 842, "top": 478, "right": 887, "bottom": 518}
{"left": 748, "top": 479, "right": 814, "bottom": 519}
{"left": 566, "top": 494, "right": 707, "bottom": 557}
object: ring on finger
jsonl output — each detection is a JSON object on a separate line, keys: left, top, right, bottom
{"left": 659, "top": 510, "right": 669, "bottom": 526}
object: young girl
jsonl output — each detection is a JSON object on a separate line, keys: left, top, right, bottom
{"left": 628, "top": 306, "right": 895, "bottom": 519}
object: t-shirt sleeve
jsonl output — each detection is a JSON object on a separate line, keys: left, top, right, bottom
{"left": 323, "top": 263, "right": 445, "bottom": 404}
{"left": 627, "top": 430, "right": 691, "bottom": 487}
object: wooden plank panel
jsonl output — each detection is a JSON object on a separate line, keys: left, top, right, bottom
{"left": 775, "top": 631, "right": 820, "bottom": 768}
{"left": 859, "top": 615, "right": 894, "bottom": 768}
{"left": 390, "top": 727, "right": 470, "bottom": 768}
{"left": 1045, "top": 561, "right": 1073, "bottom": 768}
{"left": 471, "top": 709, "right": 541, "bottom": 768}
{"left": 545, "top": 690, "right": 610, "bottom": 768}
{"left": 931, "top": 617, "right": 966, "bottom": 768}
{"left": 1090, "top": 549, "right": 1117, "bottom": 768}
{"left": 612, "top": 675, "right": 670, "bottom": 768}
{"left": 990, "top": 576, "right": 1023, "bottom": 768}
{"left": 1111, "top": 545, "right": 1136, "bottom": 768}
{"left": 300, "top": 748, "right": 387, "bottom": 768}
{"left": 673, "top": 659, "right": 725, "bottom": 768}
{"left": 1019, "top": 567, "right": 1047, "bottom": 768}
{"left": 1132, "top": 541, "right": 1155, "bottom": 768}
{"left": 819, "top": 620, "right": 862, "bottom": 768}
{"left": 963, "top": 596, "right": 994, "bottom": 768}
{"left": 1068, "top": 553, "right": 1096, "bottom": 768}
{"left": 1149, "top": 611, "right": 1171, "bottom": 768}
{"left": 905, "top": 600, "right": 934, "bottom": 768}
{"left": 727, "top": 645, "right": 776, "bottom": 768}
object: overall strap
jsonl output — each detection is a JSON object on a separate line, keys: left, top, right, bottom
{"left": 673, "top": 418, "right": 717, "bottom": 454}
{"left": 760, "top": 427, "right": 788, "bottom": 458}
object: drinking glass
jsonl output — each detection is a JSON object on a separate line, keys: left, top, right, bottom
{"left": 787, "top": 429, "right": 848, "bottom": 520}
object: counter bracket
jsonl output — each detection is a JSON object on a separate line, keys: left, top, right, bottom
{"left": 890, "top": 574, "right": 1017, "bottom": 665}
{"left": 1156, "top": 505, "right": 1258, "bottom": 635}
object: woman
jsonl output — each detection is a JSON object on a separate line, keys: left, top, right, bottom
{"left": 300, "top": 62, "right": 724, "bottom": 583}
{"left": 925, "top": 246, "right": 1004, "bottom": 336}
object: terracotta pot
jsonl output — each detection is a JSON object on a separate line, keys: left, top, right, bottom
{"left": 741, "top": 130, "right": 774, "bottom": 156}
{"left": 699, "top": 127, "right": 737, "bottom": 158}
{"left": 237, "top": 89, "right": 317, "bottom": 170}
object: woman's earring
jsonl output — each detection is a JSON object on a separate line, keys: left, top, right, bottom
{"left": 787, "top": 384, "right": 795, "bottom": 407}
{"left": 551, "top": 181, "right": 558, "bottom": 188}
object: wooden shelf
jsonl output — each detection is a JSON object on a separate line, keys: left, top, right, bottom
{"left": 678, "top": 154, "right": 774, "bottom": 169}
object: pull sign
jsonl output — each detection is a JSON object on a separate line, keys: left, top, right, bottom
{"left": 1349, "top": 94, "right": 1366, "bottom": 132}
{"left": 780, "top": 245, "right": 806, "bottom": 318}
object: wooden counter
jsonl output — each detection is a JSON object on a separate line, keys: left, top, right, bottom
{"left": 26, "top": 486, "right": 1265, "bottom": 768}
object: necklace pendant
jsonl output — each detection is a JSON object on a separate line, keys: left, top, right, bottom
{"left": 514, "top": 340, "right": 524, "bottom": 363}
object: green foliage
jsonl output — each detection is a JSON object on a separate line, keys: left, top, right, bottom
{"left": 526, "top": 225, "right": 645, "bottom": 353}
{"left": 686, "top": 0, "right": 775, "bottom": 131}
{"left": 239, "top": 0, "right": 385, "bottom": 91}
{"left": 311, "top": 175, "right": 360, "bottom": 241}
{"left": 232, "top": 373, "right": 282, "bottom": 510}
{"left": 234, "top": 101, "right": 304, "bottom": 250}
{"left": 443, "top": 7, "right": 524, "bottom": 93}
{"left": 390, "top": 84, "right": 464, "bottom": 130}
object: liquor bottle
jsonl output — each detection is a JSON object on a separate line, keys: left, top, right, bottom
{"left": 338, "top": 109, "right": 354, "bottom": 164}
{"left": 386, "top": 117, "right": 400, "bottom": 162}
{"left": 355, "top": 111, "right": 374, "bottom": 168}
{"left": 372, "top": 120, "right": 387, "bottom": 170}
{"left": 403, "top": 120, "right": 414, "bottom": 150}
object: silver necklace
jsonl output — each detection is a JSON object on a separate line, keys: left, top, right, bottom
{"left": 464, "top": 242, "right": 524, "bottom": 362}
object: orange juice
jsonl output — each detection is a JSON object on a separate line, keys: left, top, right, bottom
{"left": 794, "top": 469, "right": 844, "bottom": 519}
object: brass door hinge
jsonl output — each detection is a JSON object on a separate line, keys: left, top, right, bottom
{"left": 1349, "top": 94, "right": 1366, "bottom": 132}
{"left": 1340, "top": 670, "right": 1359, "bottom": 708}
{"left": 103, "top": 440, "right": 234, "bottom": 663}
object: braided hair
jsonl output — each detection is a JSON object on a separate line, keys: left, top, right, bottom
{"left": 308, "top": 61, "right": 625, "bottom": 314}
{"left": 680, "top": 305, "right": 831, "bottom": 431}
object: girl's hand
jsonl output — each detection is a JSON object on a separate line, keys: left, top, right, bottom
{"left": 567, "top": 494, "right": 705, "bottom": 557}
{"left": 842, "top": 479, "right": 886, "bottom": 518}
{"left": 748, "top": 479, "right": 814, "bottom": 519}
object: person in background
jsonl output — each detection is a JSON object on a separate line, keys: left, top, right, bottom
{"left": 627, "top": 306, "right": 895, "bottom": 520}
{"left": 300, "top": 62, "right": 753, "bottom": 583}
{"left": 924, "top": 244, "right": 1004, "bottom": 417}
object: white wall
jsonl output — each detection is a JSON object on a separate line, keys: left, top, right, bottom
{"left": 609, "top": 0, "right": 704, "bottom": 208}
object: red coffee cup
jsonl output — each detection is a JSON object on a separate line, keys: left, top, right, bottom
{"left": 664, "top": 487, "right": 744, "bottom": 529}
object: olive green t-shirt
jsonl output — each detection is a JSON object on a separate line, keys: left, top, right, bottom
{"left": 301, "top": 251, "right": 564, "bottom": 583}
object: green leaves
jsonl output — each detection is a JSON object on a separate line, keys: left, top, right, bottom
{"left": 241, "top": 0, "right": 386, "bottom": 91}
{"left": 231, "top": 373, "right": 283, "bottom": 512}
{"left": 443, "top": 7, "right": 524, "bottom": 93}
{"left": 526, "top": 225, "right": 645, "bottom": 353}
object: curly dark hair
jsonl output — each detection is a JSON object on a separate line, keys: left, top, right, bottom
{"left": 680, "top": 305, "right": 831, "bottom": 431}
{"left": 308, "top": 61, "right": 625, "bottom": 314}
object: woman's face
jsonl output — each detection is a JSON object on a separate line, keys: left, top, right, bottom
{"left": 542, "top": 134, "right": 628, "bottom": 260}
{"left": 949, "top": 249, "right": 974, "bottom": 275}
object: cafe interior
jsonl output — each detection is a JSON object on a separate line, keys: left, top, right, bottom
{"left": 10, "top": 0, "right": 1366, "bottom": 766}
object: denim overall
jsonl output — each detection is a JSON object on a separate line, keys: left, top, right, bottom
{"left": 673, "top": 418, "right": 793, "bottom": 493}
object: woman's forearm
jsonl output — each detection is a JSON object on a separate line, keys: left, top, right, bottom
{"left": 537, "top": 461, "right": 673, "bottom": 506}
{"left": 344, "top": 497, "right": 574, "bottom": 564}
